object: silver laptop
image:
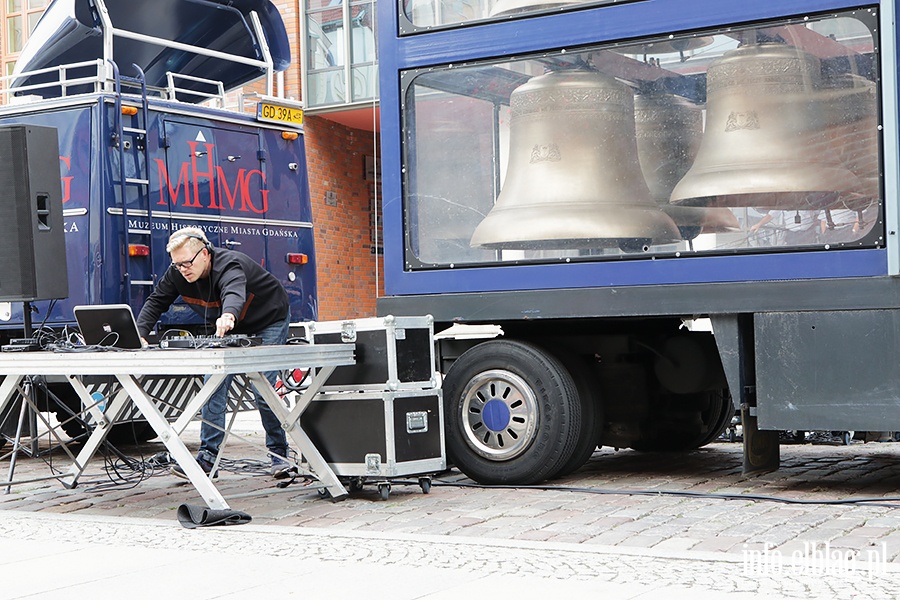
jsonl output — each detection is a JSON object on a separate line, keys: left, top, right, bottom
{"left": 73, "top": 304, "right": 143, "bottom": 349}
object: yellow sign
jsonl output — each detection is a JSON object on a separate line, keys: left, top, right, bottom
{"left": 257, "top": 102, "right": 303, "bottom": 127}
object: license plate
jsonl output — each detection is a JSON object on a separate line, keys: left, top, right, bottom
{"left": 257, "top": 102, "right": 303, "bottom": 126}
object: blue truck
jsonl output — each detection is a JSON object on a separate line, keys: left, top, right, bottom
{"left": 376, "top": 0, "right": 898, "bottom": 483}
{"left": 0, "top": 0, "right": 315, "bottom": 441}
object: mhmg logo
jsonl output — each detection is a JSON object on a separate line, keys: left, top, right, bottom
{"left": 155, "top": 140, "right": 268, "bottom": 214}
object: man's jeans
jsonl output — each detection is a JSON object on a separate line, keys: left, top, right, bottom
{"left": 197, "top": 314, "right": 291, "bottom": 464}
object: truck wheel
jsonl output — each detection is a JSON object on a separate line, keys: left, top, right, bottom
{"left": 552, "top": 350, "right": 603, "bottom": 477}
{"left": 630, "top": 389, "right": 733, "bottom": 452}
{"left": 443, "top": 340, "right": 581, "bottom": 485}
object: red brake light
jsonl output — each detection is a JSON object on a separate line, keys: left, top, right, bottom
{"left": 128, "top": 244, "right": 150, "bottom": 257}
{"left": 286, "top": 253, "right": 308, "bottom": 265}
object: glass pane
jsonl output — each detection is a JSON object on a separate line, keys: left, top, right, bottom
{"left": 351, "top": 64, "right": 377, "bottom": 102}
{"left": 404, "top": 0, "right": 617, "bottom": 29}
{"left": 307, "top": 69, "right": 345, "bottom": 105}
{"left": 307, "top": 12, "right": 345, "bottom": 70}
{"left": 401, "top": 9, "right": 881, "bottom": 269}
{"left": 27, "top": 0, "right": 44, "bottom": 8}
{"left": 6, "top": 16, "right": 23, "bottom": 53}
{"left": 5, "top": 61, "right": 16, "bottom": 77}
{"left": 7, "top": 0, "right": 21, "bottom": 12}
{"left": 350, "top": 1, "right": 376, "bottom": 63}
{"left": 27, "top": 10, "right": 40, "bottom": 33}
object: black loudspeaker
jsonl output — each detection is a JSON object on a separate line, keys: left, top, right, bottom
{"left": 0, "top": 125, "right": 68, "bottom": 301}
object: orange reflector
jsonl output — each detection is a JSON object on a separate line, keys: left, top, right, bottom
{"left": 286, "top": 253, "right": 308, "bottom": 265}
{"left": 121, "top": 105, "right": 139, "bottom": 116}
{"left": 128, "top": 244, "right": 150, "bottom": 257}
{"left": 281, "top": 131, "right": 299, "bottom": 141}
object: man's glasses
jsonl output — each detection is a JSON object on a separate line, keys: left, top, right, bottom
{"left": 172, "top": 247, "right": 205, "bottom": 270}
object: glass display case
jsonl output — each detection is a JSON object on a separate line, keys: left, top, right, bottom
{"left": 402, "top": 0, "right": 624, "bottom": 31}
{"left": 399, "top": 8, "right": 882, "bottom": 270}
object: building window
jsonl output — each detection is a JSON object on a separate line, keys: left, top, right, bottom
{"left": 6, "top": 14, "right": 22, "bottom": 53}
{"left": 302, "top": 0, "right": 378, "bottom": 110}
{"left": 4, "top": 0, "right": 45, "bottom": 53}
{"left": 1, "top": 0, "right": 46, "bottom": 97}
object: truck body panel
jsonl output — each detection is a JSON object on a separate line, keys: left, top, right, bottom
{"left": 376, "top": 0, "right": 900, "bottom": 482}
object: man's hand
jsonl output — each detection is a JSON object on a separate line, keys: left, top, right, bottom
{"left": 216, "top": 313, "right": 236, "bottom": 337}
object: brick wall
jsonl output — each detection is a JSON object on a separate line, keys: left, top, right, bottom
{"left": 271, "top": 0, "right": 383, "bottom": 321}
{"left": 305, "top": 116, "right": 382, "bottom": 320}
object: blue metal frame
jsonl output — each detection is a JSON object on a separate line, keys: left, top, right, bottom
{"left": 378, "top": 0, "right": 894, "bottom": 297}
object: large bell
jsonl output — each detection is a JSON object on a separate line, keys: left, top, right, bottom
{"left": 633, "top": 90, "right": 740, "bottom": 239}
{"left": 670, "top": 43, "right": 862, "bottom": 209}
{"left": 470, "top": 69, "right": 681, "bottom": 249}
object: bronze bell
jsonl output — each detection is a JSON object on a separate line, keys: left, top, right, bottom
{"left": 633, "top": 90, "right": 740, "bottom": 239}
{"left": 470, "top": 69, "right": 681, "bottom": 249}
{"left": 670, "top": 43, "right": 862, "bottom": 209}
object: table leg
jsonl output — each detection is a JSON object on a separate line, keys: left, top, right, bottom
{"left": 116, "top": 375, "right": 229, "bottom": 510}
{"left": 66, "top": 384, "right": 132, "bottom": 487}
{"left": 0, "top": 375, "right": 24, "bottom": 415}
{"left": 66, "top": 375, "right": 109, "bottom": 427}
{"left": 171, "top": 374, "right": 228, "bottom": 436}
{"left": 247, "top": 371, "right": 348, "bottom": 500}
{"left": 286, "top": 366, "right": 335, "bottom": 424}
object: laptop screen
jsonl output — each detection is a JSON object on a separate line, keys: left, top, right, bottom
{"left": 73, "top": 304, "right": 143, "bottom": 349}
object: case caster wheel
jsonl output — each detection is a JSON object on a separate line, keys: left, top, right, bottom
{"left": 378, "top": 483, "right": 391, "bottom": 501}
{"left": 841, "top": 431, "right": 853, "bottom": 446}
{"left": 419, "top": 477, "right": 432, "bottom": 494}
{"left": 349, "top": 478, "right": 364, "bottom": 493}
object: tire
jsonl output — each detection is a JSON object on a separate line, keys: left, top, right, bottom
{"left": 552, "top": 350, "right": 603, "bottom": 477}
{"left": 631, "top": 389, "right": 733, "bottom": 452}
{"left": 443, "top": 340, "right": 581, "bottom": 485}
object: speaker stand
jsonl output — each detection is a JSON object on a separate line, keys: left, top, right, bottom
{"left": 4, "top": 302, "right": 38, "bottom": 493}
{"left": 22, "top": 300, "right": 33, "bottom": 339}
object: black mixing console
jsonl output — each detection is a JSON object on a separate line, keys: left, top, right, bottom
{"left": 159, "top": 334, "right": 263, "bottom": 349}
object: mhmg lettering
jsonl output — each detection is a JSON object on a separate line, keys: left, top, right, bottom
{"left": 155, "top": 141, "right": 267, "bottom": 214}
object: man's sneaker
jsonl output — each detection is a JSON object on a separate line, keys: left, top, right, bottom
{"left": 171, "top": 455, "right": 217, "bottom": 479}
{"left": 270, "top": 456, "right": 298, "bottom": 479}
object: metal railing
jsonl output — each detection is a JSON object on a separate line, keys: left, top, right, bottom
{"left": 1, "top": 0, "right": 280, "bottom": 107}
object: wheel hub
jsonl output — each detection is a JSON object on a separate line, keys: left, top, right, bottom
{"left": 460, "top": 369, "right": 539, "bottom": 461}
{"left": 482, "top": 399, "right": 511, "bottom": 431}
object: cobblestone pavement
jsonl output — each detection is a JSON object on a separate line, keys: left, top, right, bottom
{"left": 2, "top": 423, "right": 900, "bottom": 598}
{"left": 1, "top": 508, "right": 898, "bottom": 599}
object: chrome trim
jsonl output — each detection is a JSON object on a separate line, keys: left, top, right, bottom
{"left": 107, "top": 207, "right": 313, "bottom": 229}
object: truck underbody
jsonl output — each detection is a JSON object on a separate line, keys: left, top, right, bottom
{"left": 380, "top": 275, "right": 900, "bottom": 483}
